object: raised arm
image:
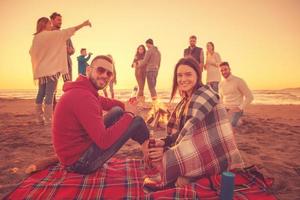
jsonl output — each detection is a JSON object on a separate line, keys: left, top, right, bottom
{"left": 74, "top": 20, "right": 91, "bottom": 31}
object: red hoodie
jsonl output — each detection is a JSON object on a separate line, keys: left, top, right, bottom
{"left": 52, "top": 75, "right": 133, "bottom": 166}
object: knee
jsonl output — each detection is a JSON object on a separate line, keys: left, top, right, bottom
{"left": 110, "top": 106, "right": 124, "bottom": 115}
{"left": 133, "top": 116, "right": 148, "bottom": 131}
{"left": 133, "top": 116, "right": 144, "bottom": 123}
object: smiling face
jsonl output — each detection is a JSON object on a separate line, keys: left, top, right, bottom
{"left": 51, "top": 16, "right": 62, "bottom": 29}
{"left": 220, "top": 64, "right": 231, "bottom": 79}
{"left": 207, "top": 42, "right": 214, "bottom": 53}
{"left": 189, "top": 37, "right": 196, "bottom": 47}
{"left": 176, "top": 64, "right": 198, "bottom": 96}
{"left": 138, "top": 46, "right": 145, "bottom": 54}
{"left": 87, "top": 58, "right": 113, "bottom": 90}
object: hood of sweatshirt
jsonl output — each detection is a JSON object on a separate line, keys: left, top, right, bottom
{"left": 63, "top": 75, "right": 99, "bottom": 97}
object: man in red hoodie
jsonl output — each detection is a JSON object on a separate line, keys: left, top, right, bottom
{"left": 53, "top": 55, "right": 150, "bottom": 174}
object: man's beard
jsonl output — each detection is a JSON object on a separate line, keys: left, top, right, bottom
{"left": 88, "top": 74, "right": 108, "bottom": 90}
{"left": 52, "top": 25, "right": 61, "bottom": 30}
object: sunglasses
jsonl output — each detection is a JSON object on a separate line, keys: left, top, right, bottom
{"left": 93, "top": 66, "right": 113, "bottom": 78}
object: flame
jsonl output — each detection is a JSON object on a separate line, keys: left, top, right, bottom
{"left": 146, "top": 99, "right": 170, "bottom": 127}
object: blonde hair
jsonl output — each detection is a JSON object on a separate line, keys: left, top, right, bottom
{"left": 34, "top": 17, "right": 50, "bottom": 35}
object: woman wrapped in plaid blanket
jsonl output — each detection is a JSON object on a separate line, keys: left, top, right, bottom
{"left": 145, "top": 57, "right": 244, "bottom": 189}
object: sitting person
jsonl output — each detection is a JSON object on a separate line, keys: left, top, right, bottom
{"left": 145, "top": 57, "right": 244, "bottom": 189}
{"left": 53, "top": 55, "right": 150, "bottom": 174}
{"left": 219, "top": 62, "right": 254, "bottom": 127}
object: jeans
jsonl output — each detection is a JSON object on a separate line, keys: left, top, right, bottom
{"left": 231, "top": 111, "right": 243, "bottom": 127}
{"left": 67, "top": 107, "right": 150, "bottom": 174}
{"left": 35, "top": 79, "right": 58, "bottom": 105}
{"left": 135, "top": 67, "right": 146, "bottom": 97}
{"left": 146, "top": 70, "right": 158, "bottom": 99}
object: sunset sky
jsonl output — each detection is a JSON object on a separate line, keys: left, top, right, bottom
{"left": 0, "top": 0, "right": 299, "bottom": 90}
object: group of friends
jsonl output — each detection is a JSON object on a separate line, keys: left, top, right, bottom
{"left": 29, "top": 12, "right": 253, "bottom": 189}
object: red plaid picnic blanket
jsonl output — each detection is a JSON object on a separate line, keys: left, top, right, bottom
{"left": 6, "top": 159, "right": 276, "bottom": 200}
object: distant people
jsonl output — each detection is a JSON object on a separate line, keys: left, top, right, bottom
{"left": 53, "top": 55, "right": 150, "bottom": 174}
{"left": 184, "top": 35, "right": 204, "bottom": 72}
{"left": 29, "top": 17, "right": 91, "bottom": 124}
{"left": 219, "top": 62, "right": 254, "bottom": 127}
{"left": 131, "top": 45, "right": 146, "bottom": 104}
{"left": 144, "top": 57, "right": 243, "bottom": 189}
{"left": 204, "top": 42, "right": 222, "bottom": 92}
{"left": 103, "top": 54, "right": 116, "bottom": 99}
{"left": 139, "top": 39, "right": 161, "bottom": 101}
{"left": 77, "top": 48, "right": 92, "bottom": 76}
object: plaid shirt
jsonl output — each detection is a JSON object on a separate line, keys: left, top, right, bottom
{"left": 162, "top": 85, "right": 244, "bottom": 185}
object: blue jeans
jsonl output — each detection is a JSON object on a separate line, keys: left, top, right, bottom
{"left": 67, "top": 107, "right": 150, "bottom": 174}
{"left": 35, "top": 79, "right": 58, "bottom": 105}
{"left": 146, "top": 71, "right": 158, "bottom": 98}
{"left": 231, "top": 111, "right": 243, "bottom": 127}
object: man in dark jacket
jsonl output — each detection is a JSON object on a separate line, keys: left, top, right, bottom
{"left": 184, "top": 35, "right": 204, "bottom": 72}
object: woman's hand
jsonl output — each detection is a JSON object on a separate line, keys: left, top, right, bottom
{"left": 155, "top": 139, "right": 165, "bottom": 147}
{"left": 149, "top": 147, "right": 164, "bottom": 162}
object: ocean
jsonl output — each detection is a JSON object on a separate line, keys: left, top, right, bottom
{"left": 0, "top": 88, "right": 300, "bottom": 105}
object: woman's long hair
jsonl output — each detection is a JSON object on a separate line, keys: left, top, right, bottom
{"left": 170, "top": 56, "right": 203, "bottom": 101}
{"left": 135, "top": 45, "right": 146, "bottom": 60}
{"left": 34, "top": 17, "right": 50, "bottom": 35}
{"left": 206, "top": 41, "right": 215, "bottom": 56}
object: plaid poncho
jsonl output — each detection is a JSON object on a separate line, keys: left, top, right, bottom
{"left": 162, "top": 85, "right": 244, "bottom": 185}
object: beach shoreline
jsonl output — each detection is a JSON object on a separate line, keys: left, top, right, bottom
{"left": 0, "top": 98, "right": 299, "bottom": 199}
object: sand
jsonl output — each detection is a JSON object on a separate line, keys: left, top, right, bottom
{"left": 0, "top": 98, "right": 299, "bottom": 199}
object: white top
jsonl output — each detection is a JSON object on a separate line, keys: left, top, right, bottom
{"left": 205, "top": 52, "right": 221, "bottom": 83}
{"left": 219, "top": 74, "right": 254, "bottom": 110}
{"left": 30, "top": 28, "right": 75, "bottom": 80}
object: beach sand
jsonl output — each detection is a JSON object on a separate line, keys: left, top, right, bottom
{"left": 0, "top": 98, "right": 299, "bottom": 199}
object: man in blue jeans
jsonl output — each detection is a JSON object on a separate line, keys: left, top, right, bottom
{"left": 139, "top": 39, "right": 161, "bottom": 101}
{"left": 53, "top": 55, "right": 150, "bottom": 174}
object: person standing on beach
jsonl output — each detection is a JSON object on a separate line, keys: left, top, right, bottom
{"left": 50, "top": 12, "right": 75, "bottom": 110}
{"left": 219, "top": 62, "right": 254, "bottom": 127}
{"left": 204, "top": 42, "right": 222, "bottom": 92}
{"left": 30, "top": 17, "right": 91, "bottom": 125}
{"left": 52, "top": 55, "right": 150, "bottom": 174}
{"left": 50, "top": 12, "right": 75, "bottom": 81}
{"left": 139, "top": 39, "right": 161, "bottom": 101}
{"left": 131, "top": 45, "right": 146, "bottom": 104}
{"left": 77, "top": 48, "right": 92, "bottom": 76}
{"left": 184, "top": 35, "right": 204, "bottom": 72}
{"left": 103, "top": 54, "right": 116, "bottom": 99}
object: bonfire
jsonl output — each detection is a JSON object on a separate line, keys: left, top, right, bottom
{"left": 146, "top": 100, "right": 170, "bottom": 129}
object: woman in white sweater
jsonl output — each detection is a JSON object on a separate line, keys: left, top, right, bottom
{"left": 204, "top": 42, "right": 222, "bottom": 92}
{"left": 30, "top": 17, "right": 91, "bottom": 124}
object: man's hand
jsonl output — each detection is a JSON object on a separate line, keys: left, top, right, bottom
{"left": 83, "top": 20, "right": 92, "bottom": 27}
{"left": 126, "top": 98, "right": 138, "bottom": 114}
